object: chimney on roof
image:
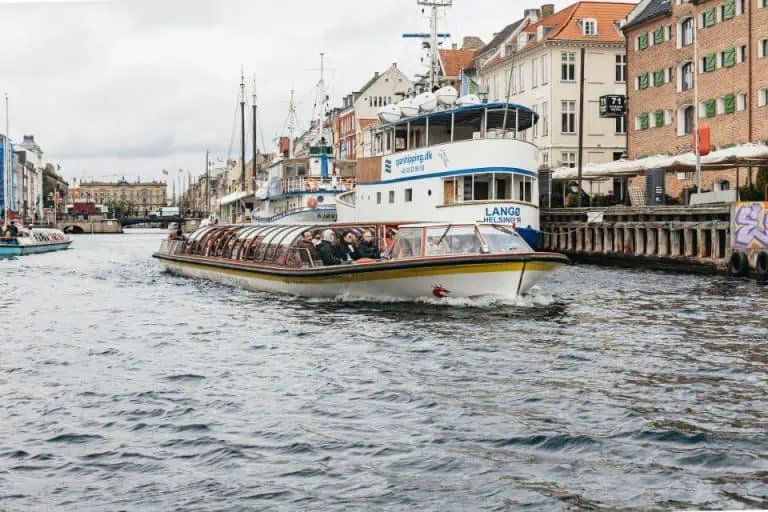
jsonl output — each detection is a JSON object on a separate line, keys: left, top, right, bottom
{"left": 393, "top": 62, "right": 397, "bottom": 68}
{"left": 452, "top": 43, "right": 458, "bottom": 50}
{"left": 375, "top": 71, "right": 379, "bottom": 77}
{"left": 541, "top": 3, "right": 555, "bottom": 19}
{"left": 524, "top": 8, "right": 540, "bottom": 22}
{"left": 462, "top": 36, "right": 484, "bottom": 49}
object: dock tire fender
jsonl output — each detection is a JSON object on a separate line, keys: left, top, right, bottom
{"left": 729, "top": 251, "right": 749, "bottom": 277}
{"left": 756, "top": 251, "right": 768, "bottom": 281}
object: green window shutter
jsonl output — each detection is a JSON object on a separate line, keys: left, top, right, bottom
{"left": 655, "top": 109, "right": 665, "bottom": 127}
{"left": 639, "top": 33, "right": 649, "bottom": 50}
{"left": 723, "top": 0, "right": 735, "bottom": 20}
{"left": 724, "top": 94, "right": 736, "bottom": 114}
{"left": 704, "top": 8, "right": 716, "bottom": 27}
{"left": 705, "top": 99, "right": 716, "bottom": 118}
{"left": 640, "top": 112, "right": 649, "bottom": 130}
{"left": 653, "top": 27, "right": 664, "bottom": 44}
{"left": 653, "top": 69, "right": 664, "bottom": 87}
{"left": 704, "top": 54, "right": 716, "bottom": 72}
{"left": 723, "top": 47, "right": 736, "bottom": 67}
{"left": 639, "top": 73, "right": 649, "bottom": 89}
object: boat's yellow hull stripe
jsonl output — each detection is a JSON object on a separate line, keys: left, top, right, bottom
{"left": 162, "top": 258, "right": 560, "bottom": 285}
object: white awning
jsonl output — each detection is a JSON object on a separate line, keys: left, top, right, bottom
{"left": 552, "top": 143, "right": 768, "bottom": 180}
{"left": 219, "top": 191, "right": 253, "bottom": 206}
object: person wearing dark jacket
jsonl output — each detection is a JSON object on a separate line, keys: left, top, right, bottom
{"left": 338, "top": 231, "right": 360, "bottom": 261}
{"left": 357, "top": 230, "right": 381, "bottom": 259}
{"left": 5, "top": 221, "right": 19, "bottom": 237}
{"left": 317, "top": 230, "right": 343, "bottom": 266}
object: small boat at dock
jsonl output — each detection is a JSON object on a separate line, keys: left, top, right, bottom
{"left": 153, "top": 223, "right": 567, "bottom": 300}
{"left": 0, "top": 228, "right": 72, "bottom": 257}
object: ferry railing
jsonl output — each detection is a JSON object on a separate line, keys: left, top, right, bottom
{"left": 160, "top": 239, "right": 186, "bottom": 255}
{"left": 282, "top": 176, "right": 356, "bottom": 194}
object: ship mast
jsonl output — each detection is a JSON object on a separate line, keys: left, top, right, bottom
{"left": 288, "top": 89, "right": 296, "bottom": 159}
{"left": 406, "top": 0, "right": 452, "bottom": 92}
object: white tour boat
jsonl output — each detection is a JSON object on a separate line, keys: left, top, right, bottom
{"left": 153, "top": 222, "right": 567, "bottom": 300}
{"left": 0, "top": 227, "right": 72, "bottom": 257}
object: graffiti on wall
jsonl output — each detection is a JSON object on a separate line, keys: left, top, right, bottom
{"left": 733, "top": 202, "right": 768, "bottom": 249}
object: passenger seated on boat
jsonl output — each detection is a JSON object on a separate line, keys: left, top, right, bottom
{"left": 340, "top": 231, "right": 359, "bottom": 261}
{"left": 357, "top": 231, "right": 381, "bottom": 259}
{"left": 296, "top": 230, "right": 318, "bottom": 260}
{"left": 317, "top": 230, "right": 343, "bottom": 266}
{"left": 4, "top": 221, "right": 19, "bottom": 238}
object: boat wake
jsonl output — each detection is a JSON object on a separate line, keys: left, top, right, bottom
{"left": 310, "top": 291, "right": 556, "bottom": 308}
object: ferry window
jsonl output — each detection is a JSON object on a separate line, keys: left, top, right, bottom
{"left": 389, "top": 190, "right": 395, "bottom": 203}
{"left": 389, "top": 228, "right": 423, "bottom": 260}
{"left": 395, "top": 125, "right": 408, "bottom": 151}
{"left": 426, "top": 226, "right": 481, "bottom": 256}
{"left": 518, "top": 176, "right": 533, "bottom": 203}
{"left": 453, "top": 110, "right": 484, "bottom": 142}
{"left": 377, "top": 191, "right": 382, "bottom": 204}
{"left": 473, "top": 176, "right": 491, "bottom": 201}
{"left": 495, "top": 175, "right": 513, "bottom": 200}
{"left": 427, "top": 116, "right": 452, "bottom": 146}
{"left": 405, "top": 188, "right": 413, "bottom": 202}
{"left": 297, "top": 166, "right": 306, "bottom": 176}
{"left": 409, "top": 122, "right": 426, "bottom": 149}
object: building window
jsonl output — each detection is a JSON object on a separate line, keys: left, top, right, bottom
{"left": 637, "top": 73, "right": 649, "bottom": 90}
{"left": 561, "top": 152, "right": 576, "bottom": 168}
{"left": 679, "top": 105, "right": 695, "bottom": 135}
{"left": 615, "top": 54, "right": 627, "bottom": 83}
{"left": 542, "top": 152, "right": 549, "bottom": 168}
{"left": 561, "top": 101, "right": 576, "bottom": 134}
{"left": 638, "top": 33, "right": 649, "bottom": 50}
{"left": 561, "top": 53, "right": 575, "bottom": 81}
{"left": 721, "top": 0, "right": 735, "bottom": 20}
{"left": 518, "top": 63, "right": 525, "bottom": 92}
{"left": 760, "top": 38, "right": 768, "bottom": 58}
{"left": 680, "top": 17, "right": 694, "bottom": 47}
{"left": 388, "top": 190, "right": 395, "bottom": 203}
{"left": 737, "top": 0, "right": 745, "bottom": 14}
{"left": 532, "top": 105, "right": 539, "bottom": 137}
{"left": 738, "top": 45, "right": 747, "bottom": 63}
{"left": 762, "top": 0, "right": 768, "bottom": 8}
{"left": 532, "top": 58, "right": 539, "bottom": 88}
{"left": 376, "top": 191, "right": 382, "bottom": 204}
{"left": 541, "top": 54, "right": 549, "bottom": 84}
{"left": 541, "top": 101, "right": 549, "bottom": 136}
{"left": 616, "top": 116, "right": 626, "bottom": 134}
{"left": 681, "top": 61, "right": 695, "bottom": 91}
{"left": 759, "top": 88, "right": 768, "bottom": 107}
{"left": 405, "top": 188, "right": 413, "bottom": 202}
{"left": 736, "top": 92, "right": 747, "bottom": 111}
{"left": 583, "top": 18, "right": 597, "bottom": 36}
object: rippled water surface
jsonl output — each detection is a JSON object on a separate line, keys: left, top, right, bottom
{"left": 1, "top": 230, "right": 767, "bottom": 511}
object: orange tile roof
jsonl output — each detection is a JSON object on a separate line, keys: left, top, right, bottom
{"left": 483, "top": 1, "right": 634, "bottom": 71}
{"left": 439, "top": 48, "right": 478, "bottom": 77}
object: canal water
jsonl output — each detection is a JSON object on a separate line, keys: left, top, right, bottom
{"left": 1, "top": 230, "right": 766, "bottom": 511}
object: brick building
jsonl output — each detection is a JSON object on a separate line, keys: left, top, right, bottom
{"left": 624, "top": 0, "right": 768, "bottom": 198}
{"left": 71, "top": 177, "right": 166, "bottom": 216}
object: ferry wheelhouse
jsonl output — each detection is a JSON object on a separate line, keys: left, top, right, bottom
{"left": 0, "top": 228, "right": 72, "bottom": 257}
{"left": 335, "top": 102, "right": 543, "bottom": 248}
{"left": 153, "top": 222, "right": 567, "bottom": 300}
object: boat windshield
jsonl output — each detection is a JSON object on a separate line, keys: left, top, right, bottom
{"left": 424, "top": 224, "right": 532, "bottom": 256}
{"left": 478, "top": 225, "right": 532, "bottom": 253}
{"left": 389, "top": 227, "right": 423, "bottom": 260}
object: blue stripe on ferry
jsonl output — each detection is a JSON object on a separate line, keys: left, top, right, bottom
{"left": 356, "top": 166, "right": 536, "bottom": 186}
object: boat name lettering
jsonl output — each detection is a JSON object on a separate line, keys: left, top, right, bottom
{"left": 481, "top": 206, "right": 522, "bottom": 224}
{"left": 395, "top": 151, "right": 433, "bottom": 168}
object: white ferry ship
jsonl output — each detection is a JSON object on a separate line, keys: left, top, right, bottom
{"left": 0, "top": 227, "right": 72, "bottom": 257}
{"left": 336, "top": 100, "right": 542, "bottom": 248}
{"left": 334, "top": 1, "right": 543, "bottom": 248}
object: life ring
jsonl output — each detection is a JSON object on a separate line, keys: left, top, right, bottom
{"left": 307, "top": 197, "right": 318, "bottom": 209}
{"left": 304, "top": 178, "right": 319, "bottom": 192}
{"left": 729, "top": 251, "right": 749, "bottom": 277}
{"left": 756, "top": 251, "right": 768, "bottom": 281}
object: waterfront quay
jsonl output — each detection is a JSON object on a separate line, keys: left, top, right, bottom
{"left": 541, "top": 202, "right": 768, "bottom": 277}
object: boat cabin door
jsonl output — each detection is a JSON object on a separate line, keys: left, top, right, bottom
{"left": 444, "top": 180, "right": 456, "bottom": 205}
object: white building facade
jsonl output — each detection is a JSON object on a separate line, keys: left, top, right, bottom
{"left": 479, "top": 2, "right": 634, "bottom": 182}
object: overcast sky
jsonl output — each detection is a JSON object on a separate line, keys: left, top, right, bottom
{"left": 1, "top": 0, "right": 633, "bottom": 186}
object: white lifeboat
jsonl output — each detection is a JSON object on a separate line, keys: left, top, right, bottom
{"left": 455, "top": 94, "right": 482, "bottom": 107}
{"left": 435, "top": 86, "right": 458, "bottom": 106}
{"left": 377, "top": 104, "right": 402, "bottom": 123}
{"left": 415, "top": 92, "right": 438, "bottom": 113}
{"left": 398, "top": 97, "right": 419, "bottom": 118}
